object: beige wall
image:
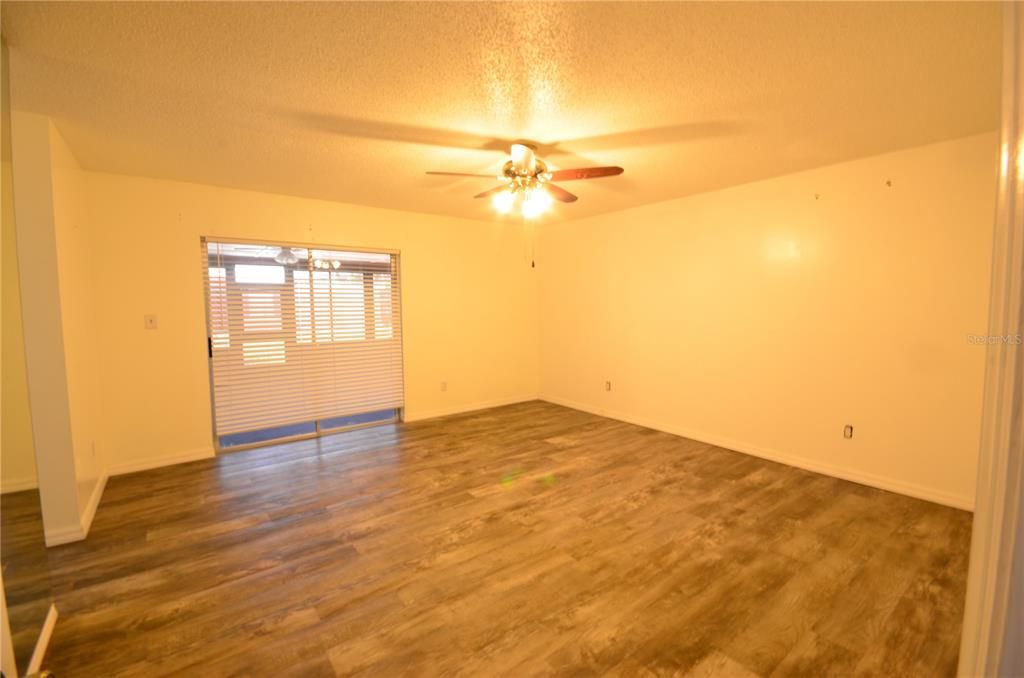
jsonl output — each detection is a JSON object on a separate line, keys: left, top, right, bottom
{"left": 49, "top": 124, "right": 104, "bottom": 512}
{"left": 1, "top": 150, "right": 38, "bottom": 493}
{"left": 8, "top": 113, "right": 997, "bottom": 515}
{"left": 6, "top": 111, "right": 107, "bottom": 538}
{"left": 84, "top": 172, "right": 540, "bottom": 473}
{"left": 8, "top": 112, "right": 83, "bottom": 541}
{"left": 539, "top": 133, "right": 997, "bottom": 509}
{"left": 1, "top": 41, "right": 38, "bottom": 495}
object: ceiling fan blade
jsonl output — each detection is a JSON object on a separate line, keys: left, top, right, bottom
{"left": 474, "top": 185, "right": 511, "bottom": 199}
{"left": 426, "top": 171, "right": 498, "bottom": 178}
{"left": 548, "top": 166, "right": 624, "bottom": 181}
{"left": 545, "top": 184, "right": 578, "bottom": 203}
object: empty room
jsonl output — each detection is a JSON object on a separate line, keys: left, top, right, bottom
{"left": 1, "top": 2, "right": 1022, "bottom": 677}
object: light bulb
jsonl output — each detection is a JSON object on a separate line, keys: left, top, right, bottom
{"left": 492, "top": 189, "right": 515, "bottom": 214}
{"left": 521, "top": 188, "right": 552, "bottom": 219}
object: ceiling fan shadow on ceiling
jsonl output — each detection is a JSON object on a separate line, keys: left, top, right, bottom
{"left": 284, "top": 110, "right": 740, "bottom": 215}
{"left": 286, "top": 109, "right": 740, "bottom": 157}
{"left": 427, "top": 143, "right": 623, "bottom": 217}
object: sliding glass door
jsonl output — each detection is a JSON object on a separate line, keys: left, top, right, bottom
{"left": 201, "top": 238, "right": 403, "bottom": 450}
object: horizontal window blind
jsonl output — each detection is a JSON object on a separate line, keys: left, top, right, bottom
{"left": 202, "top": 239, "right": 403, "bottom": 438}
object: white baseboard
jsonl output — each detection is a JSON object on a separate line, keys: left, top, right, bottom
{"left": 0, "top": 476, "right": 38, "bottom": 494}
{"left": 44, "top": 522, "right": 84, "bottom": 547}
{"left": 26, "top": 604, "right": 57, "bottom": 675}
{"left": 79, "top": 472, "right": 108, "bottom": 538}
{"left": 403, "top": 395, "right": 539, "bottom": 423}
{"left": 108, "top": 447, "right": 215, "bottom": 477}
{"left": 540, "top": 395, "right": 974, "bottom": 511}
{"left": 42, "top": 473, "right": 109, "bottom": 546}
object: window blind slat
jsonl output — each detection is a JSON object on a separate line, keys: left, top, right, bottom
{"left": 202, "top": 240, "right": 404, "bottom": 438}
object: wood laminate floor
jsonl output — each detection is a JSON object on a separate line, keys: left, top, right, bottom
{"left": 1, "top": 488, "right": 53, "bottom": 673}
{"left": 41, "top": 401, "right": 972, "bottom": 677}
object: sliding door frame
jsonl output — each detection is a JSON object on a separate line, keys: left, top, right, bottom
{"left": 199, "top": 235, "right": 407, "bottom": 454}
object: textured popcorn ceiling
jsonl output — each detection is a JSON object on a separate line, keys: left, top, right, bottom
{"left": 1, "top": 2, "right": 1002, "bottom": 222}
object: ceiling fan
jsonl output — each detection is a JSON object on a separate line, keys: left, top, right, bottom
{"left": 427, "top": 143, "right": 624, "bottom": 218}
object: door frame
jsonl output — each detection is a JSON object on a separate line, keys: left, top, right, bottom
{"left": 958, "top": 3, "right": 1024, "bottom": 675}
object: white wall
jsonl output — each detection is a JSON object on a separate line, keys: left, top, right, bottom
{"left": 1, "top": 40, "right": 37, "bottom": 496}
{"left": 83, "top": 172, "right": 540, "bottom": 474}
{"left": 8, "top": 114, "right": 998, "bottom": 516}
{"left": 8, "top": 112, "right": 85, "bottom": 542}
{"left": 6, "top": 112, "right": 107, "bottom": 539}
{"left": 49, "top": 125, "right": 105, "bottom": 514}
{"left": 539, "top": 133, "right": 997, "bottom": 509}
{"left": 1, "top": 127, "right": 37, "bottom": 494}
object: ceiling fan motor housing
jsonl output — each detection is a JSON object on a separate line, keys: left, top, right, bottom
{"left": 501, "top": 158, "right": 551, "bottom": 193}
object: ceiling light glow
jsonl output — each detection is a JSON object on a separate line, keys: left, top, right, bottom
{"left": 521, "top": 188, "right": 552, "bottom": 219}
{"left": 492, "top": 189, "right": 516, "bottom": 214}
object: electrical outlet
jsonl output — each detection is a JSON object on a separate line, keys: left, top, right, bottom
{"left": 843, "top": 425, "right": 854, "bottom": 439}
{"left": 144, "top": 314, "right": 158, "bottom": 330}
{"left": 605, "top": 381, "right": 612, "bottom": 392}
{"left": 441, "top": 381, "right": 448, "bottom": 392}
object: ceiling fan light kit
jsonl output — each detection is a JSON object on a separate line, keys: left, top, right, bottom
{"left": 492, "top": 188, "right": 517, "bottom": 214}
{"left": 273, "top": 247, "right": 346, "bottom": 270}
{"left": 274, "top": 247, "right": 301, "bottom": 265}
{"left": 429, "top": 142, "right": 624, "bottom": 219}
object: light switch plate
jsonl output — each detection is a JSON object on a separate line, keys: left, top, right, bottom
{"left": 144, "top": 314, "right": 158, "bottom": 330}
